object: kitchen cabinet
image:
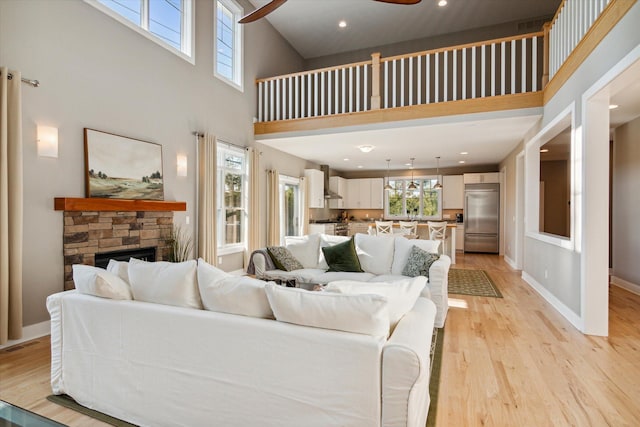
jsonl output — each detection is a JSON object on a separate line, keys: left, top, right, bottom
{"left": 309, "top": 223, "right": 335, "bottom": 235}
{"left": 328, "top": 176, "right": 347, "bottom": 209}
{"left": 348, "top": 222, "right": 371, "bottom": 236}
{"left": 304, "top": 169, "right": 325, "bottom": 208}
{"left": 346, "top": 178, "right": 383, "bottom": 209}
{"left": 456, "top": 223, "right": 464, "bottom": 251}
{"left": 463, "top": 172, "right": 500, "bottom": 184}
{"left": 442, "top": 175, "right": 464, "bottom": 209}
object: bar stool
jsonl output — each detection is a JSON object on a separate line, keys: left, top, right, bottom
{"left": 398, "top": 221, "right": 418, "bottom": 235}
{"left": 375, "top": 220, "right": 394, "bottom": 235}
{"left": 427, "top": 221, "right": 448, "bottom": 255}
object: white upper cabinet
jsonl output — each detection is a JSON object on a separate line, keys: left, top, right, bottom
{"left": 304, "top": 169, "right": 325, "bottom": 208}
{"left": 463, "top": 172, "right": 500, "bottom": 184}
{"left": 328, "top": 176, "right": 347, "bottom": 209}
{"left": 442, "top": 175, "right": 464, "bottom": 209}
{"left": 346, "top": 178, "right": 383, "bottom": 209}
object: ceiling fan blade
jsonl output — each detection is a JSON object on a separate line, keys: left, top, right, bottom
{"left": 373, "top": 0, "right": 422, "bottom": 4}
{"left": 239, "top": 0, "right": 288, "bottom": 24}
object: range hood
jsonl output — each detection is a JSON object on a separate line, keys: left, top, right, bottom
{"left": 320, "top": 165, "right": 342, "bottom": 200}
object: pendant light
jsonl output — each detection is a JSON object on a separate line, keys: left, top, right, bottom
{"left": 434, "top": 156, "right": 443, "bottom": 190}
{"left": 407, "top": 158, "right": 417, "bottom": 190}
{"left": 384, "top": 159, "right": 393, "bottom": 190}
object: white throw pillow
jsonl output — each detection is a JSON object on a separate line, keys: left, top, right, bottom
{"left": 354, "top": 233, "right": 395, "bottom": 275}
{"left": 391, "top": 237, "right": 441, "bottom": 275}
{"left": 265, "top": 283, "right": 390, "bottom": 337}
{"left": 317, "top": 234, "right": 351, "bottom": 269}
{"left": 72, "top": 264, "right": 133, "bottom": 300}
{"left": 197, "top": 258, "right": 274, "bottom": 319}
{"left": 284, "top": 233, "right": 321, "bottom": 268}
{"left": 325, "top": 277, "right": 425, "bottom": 328}
{"left": 106, "top": 259, "right": 130, "bottom": 284}
{"left": 128, "top": 258, "right": 202, "bottom": 309}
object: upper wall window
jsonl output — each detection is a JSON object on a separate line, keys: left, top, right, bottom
{"left": 89, "top": 0, "right": 194, "bottom": 62}
{"left": 215, "top": 0, "right": 243, "bottom": 90}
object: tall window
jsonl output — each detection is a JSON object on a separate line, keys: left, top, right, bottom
{"left": 386, "top": 177, "right": 442, "bottom": 220}
{"left": 217, "top": 143, "right": 247, "bottom": 253}
{"left": 93, "top": 0, "right": 193, "bottom": 60}
{"left": 279, "top": 175, "right": 302, "bottom": 242}
{"left": 215, "top": 0, "right": 243, "bottom": 90}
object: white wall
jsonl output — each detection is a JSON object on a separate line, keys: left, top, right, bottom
{"left": 0, "top": 0, "right": 304, "bottom": 326}
{"left": 519, "top": 2, "right": 640, "bottom": 333}
{"left": 612, "top": 116, "right": 640, "bottom": 286}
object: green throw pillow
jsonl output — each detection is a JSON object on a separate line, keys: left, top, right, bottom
{"left": 321, "top": 237, "right": 363, "bottom": 273}
{"left": 267, "top": 246, "right": 304, "bottom": 272}
{"left": 402, "top": 245, "right": 440, "bottom": 278}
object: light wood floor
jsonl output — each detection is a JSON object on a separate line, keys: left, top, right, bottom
{"left": 1, "top": 253, "right": 639, "bottom": 426}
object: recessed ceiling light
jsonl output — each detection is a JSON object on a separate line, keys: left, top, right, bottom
{"left": 460, "top": 151, "right": 468, "bottom": 155}
{"left": 357, "top": 165, "right": 363, "bottom": 169}
{"left": 338, "top": 20, "right": 347, "bottom": 28}
{"left": 343, "top": 158, "right": 350, "bottom": 161}
{"left": 358, "top": 145, "right": 375, "bottom": 153}
{"left": 404, "top": 162, "right": 411, "bottom": 166}
{"left": 540, "top": 148, "right": 549, "bottom": 153}
{"left": 609, "top": 104, "right": 619, "bottom": 110}
{"left": 438, "top": 0, "right": 447, "bottom": 6}
{"left": 458, "top": 160, "right": 465, "bottom": 164}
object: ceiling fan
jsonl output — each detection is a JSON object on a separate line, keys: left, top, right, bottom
{"left": 239, "top": 0, "right": 422, "bottom": 24}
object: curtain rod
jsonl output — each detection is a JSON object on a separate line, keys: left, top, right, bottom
{"left": 2, "top": 71, "right": 40, "bottom": 87}
{"left": 192, "top": 132, "right": 248, "bottom": 151}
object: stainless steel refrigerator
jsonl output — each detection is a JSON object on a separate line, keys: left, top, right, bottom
{"left": 464, "top": 183, "right": 499, "bottom": 253}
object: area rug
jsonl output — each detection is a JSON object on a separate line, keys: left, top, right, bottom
{"left": 48, "top": 329, "right": 445, "bottom": 427}
{"left": 47, "top": 394, "right": 137, "bottom": 427}
{"left": 426, "top": 327, "right": 444, "bottom": 427}
{"left": 448, "top": 268, "right": 503, "bottom": 298}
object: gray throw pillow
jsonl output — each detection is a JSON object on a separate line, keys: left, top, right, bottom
{"left": 402, "top": 245, "right": 440, "bottom": 278}
{"left": 267, "top": 246, "right": 304, "bottom": 272}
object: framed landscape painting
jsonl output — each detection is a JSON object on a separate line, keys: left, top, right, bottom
{"left": 84, "top": 128, "right": 164, "bottom": 200}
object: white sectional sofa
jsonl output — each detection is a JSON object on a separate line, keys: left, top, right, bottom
{"left": 48, "top": 258, "right": 439, "bottom": 427}
{"left": 251, "top": 233, "right": 451, "bottom": 327}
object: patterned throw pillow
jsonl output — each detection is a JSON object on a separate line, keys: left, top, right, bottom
{"left": 267, "top": 246, "right": 304, "bottom": 272}
{"left": 402, "top": 245, "right": 440, "bottom": 278}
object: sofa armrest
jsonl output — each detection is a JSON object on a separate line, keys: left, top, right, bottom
{"left": 252, "top": 251, "right": 268, "bottom": 278}
{"left": 427, "top": 255, "right": 450, "bottom": 328}
{"left": 382, "top": 297, "right": 437, "bottom": 427}
{"left": 47, "top": 290, "right": 70, "bottom": 395}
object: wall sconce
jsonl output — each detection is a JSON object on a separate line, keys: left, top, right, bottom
{"left": 176, "top": 154, "right": 188, "bottom": 177}
{"left": 37, "top": 125, "right": 58, "bottom": 158}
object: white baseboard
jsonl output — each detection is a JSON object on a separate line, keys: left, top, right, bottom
{"left": 611, "top": 275, "right": 640, "bottom": 296}
{"left": 504, "top": 255, "right": 517, "bottom": 270}
{"left": 521, "top": 272, "right": 584, "bottom": 332}
{"left": 0, "top": 320, "right": 50, "bottom": 350}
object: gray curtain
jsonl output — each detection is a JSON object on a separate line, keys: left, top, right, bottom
{"left": 0, "top": 67, "right": 23, "bottom": 345}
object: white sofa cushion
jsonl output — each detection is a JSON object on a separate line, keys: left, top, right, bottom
{"left": 106, "top": 259, "right": 130, "bottom": 284}
{"left": 317, "top": 234, "right": 351, "bottom": 269}
{"left": 72, "top": 264, "right": 132, "bottom": 300}
{"left": 355, "top": 233, "right": 395, "bottom": 275}
{"left": 128, "top": 258, "right": 202, "bottom": 309}
{"left": 391, "top": 237, "right": 441, "bottom": 275}
{"left": 284, "top": 233, "right": 321, "bottom": 268}
{"left": 325, "top": 277, "right": 424, "bottom": 329}
{"left": 197, "top": 259, "right": 274, "bottom": 319}
{"left": 265, "top": 283, "right": 389, "bottom": 337}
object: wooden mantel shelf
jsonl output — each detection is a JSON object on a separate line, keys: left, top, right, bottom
{"left": 54, "top": 197, "right": 186, "bottom": 212}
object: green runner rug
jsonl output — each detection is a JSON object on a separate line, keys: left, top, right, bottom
{"left": 448, "top": 268, "right": 503, "bottom": 298}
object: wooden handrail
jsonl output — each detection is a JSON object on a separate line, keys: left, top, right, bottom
{"left": 380, "top": 31, "right": 544, "bottom": 63}
{"left": 550, "top": 0, "right": 567, "bottom": 28}
{"left": 256, "top": 59, "right": 372, "bottom": 83}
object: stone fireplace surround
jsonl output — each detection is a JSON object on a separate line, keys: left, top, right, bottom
{"left": 55, "top": 198, "right": 186, "bottom": 290}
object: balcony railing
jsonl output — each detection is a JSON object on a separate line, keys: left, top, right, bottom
{"left": 254, "top": 1, "right": 613, "bottom": 125}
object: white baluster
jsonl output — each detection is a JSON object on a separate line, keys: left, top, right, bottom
{"left": 300, "top": 75, "right": 305, "bottom": 118}
{"left": 481, "top": 44, "right": 486, "bottom": 97}
{"left": 401, "top": 58, "right": 405, "bottom": 107}
{"left": 522, "top": 38, "right": 526, "bottom": 93}
{"left": 314, "top": 72, "right": 318, "bottom": 117}
{"left": 384, "top": 61, "right": 389, "bottom": 109}
{"left": 321, "top": 72, "right": 325, "bottom": 116}
{"left": 335, "top": 69, "right": 339, "bottom": 114}
{"left": 342, "top": 68, "right": 346, "bottom": 113}
{"left": 444, "top": 50, "right": 448, "bottom": 102}
{"left": 295, "top": 75, "right": 299, "bottom": 119}
{"left": 435, "top": 52, "right": 439, "bottom": 102}
{"left": 491, "top": 43, "right": 495, "bottom": 97}
{"left": 393, "top": 59, "right": 397, "bottom": 108}
{"left": 511, "top": 40, "right": 516, "bottom": 94}
{"left": 462, "top": 48, "right": 466, "bottom": 100}
{"left": 282, "top": 78, "right": 286, "bottom": 120}
{"left": 501, "top": 41, "right": 505, "bottom": 95}
{"left": 409, "top": 56, "right": 413, "bottom": 106}
{"left": 349, "top": 66, "right": 354, "bottom": 113}
{"left": 417, "top": 55, "right": 422, "bottom": 105}
{"left": 328, "top": 70, "right": 332, "bottom": 115}
{"left": 452, "top": 49, "right": 457, "bottom": 101}
{"left": 356, "top": 66, "right": 361, "bottom": 112}
{"left": 532, "top": 36, "right": 537, "bottom": 92}
{"left": 258, "top": 81, "right": 263, "bottom": 122}
{"left": 364, "top": 64, "right": 368, "bottom": 111}
{"left": 471, "top": 47, "right": 476, "bottom": 98}
{"left": 308, "top": 73, "right": 312, "bottom": 117}
{"left": 426, "top": 54, "right": 430, "bottom": 103}
{"left": 269, "top": 80, "right": 274, "bottom": 121}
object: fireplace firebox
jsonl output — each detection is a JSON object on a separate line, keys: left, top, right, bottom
{"left": 95, "top": 247, "right": 157, "bottom": 269}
